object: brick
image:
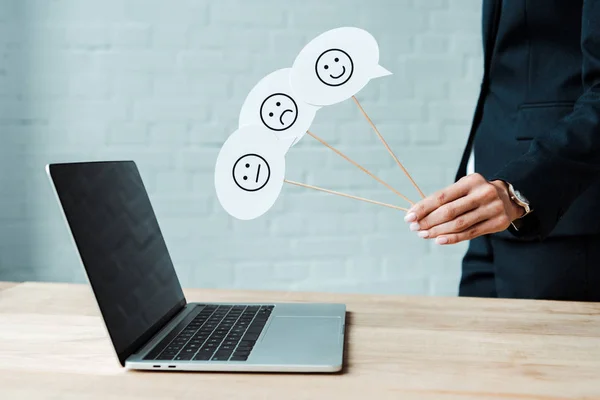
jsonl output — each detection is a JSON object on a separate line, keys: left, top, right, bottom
{"left": 39, "top": 0, "right": 128, "bottom": 23}
{"left": 415, "top": 35, "right": 451, "bottom": 54}
{"left": 448, "top": 80, "right": 481, "bottom": 101}
{"left": 448, "top": 0, "right": 482, "bottom": 12}
{"left": 96, "top": 50, "right": 177, "bottom": 72}
{"left": 106, "top": 121, "right": 148, "bottom": 145}
{"left": 346, "top": 257, "right": 384, "bottom": 281}
{"left": 154, "top": 170, "right": 191, "bottom": 193}
{"left": 413, "top": 0, "right": 448, "bottom": 9}
{"left": 410, "top": 121, "right": 444, "bottom": 145}
{"left": 68, "top": 73, "right": 113, "bottom": 98}
{"left": 186, "top": 261, "right": 235, "bottom": 289}
{"left": 364, "top": 234, "right": 428, "bottom": 258}
{"left": 358, "top": 9, "right": 428, "bottom": 33}
{"left": 148, "top": 122, "right": 188, "bottom": 146}
{"left": 270, "top": 213, "right": 309, "bottom": 236}
{"left": 133, "top": 100, "right": 210, "bottom": 122}
{"left": 65, "top": 25, "right": 110, "bottom": 49}
{"left": 190, "top": 27, "right": 271, "bottom": 54}
{"left": 451, "top": 34, "right": 483, "bottom": 56}
{"left": 181, "top": 149, "right": 220, "bottom": 172}
{"left": 293, "top": 237, "right": 363, "bottom": 258}
{"left": 111, "top": 24, "right": 151, "bottom": 48}
{"left": 231, "top": 216, "right": 270, "bottom": 237}
{"left": 177, "top": 49, "right": 254, "bottom": 74}
{"left": 16, "top": 74, "right": 70, "bottom": 98}
{"left": 309, "top": 259, "right": 349, "bottom": 281}
{"left": 430, "top": 11, "right": 481, "bottom": 34}
{"left": 428, "top": 101, "right": 476, "bottom": 122}
{"left": 126, "top": 0, "right": 208, "bottom": 25}
{"left": 151, "top": 25, "right": 189, "bottom": 48}
{"left": 273, "top": 261, "right": 310, "bottom": 282}
{"left": 114, "top": 73, "right": 152, "bottom": 96}
{"left": 233, "top": 262, "right": 275, "bottom": 289}
{"left": 406, "top": 56, "right": 463, "bottom": 81}
{"left": 219, "top": 237, "right": 293, "bottom": 261}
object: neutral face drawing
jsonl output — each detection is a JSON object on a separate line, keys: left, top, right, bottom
{"left": 232, "top": 153, "right": 271, "bottom": 192}
{"left": 259, "top": 93, "right": 299, "bottom": 131}
{"left": 315, "top": 48, "right": 354, "bottom": 87}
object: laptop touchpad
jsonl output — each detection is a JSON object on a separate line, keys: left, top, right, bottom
{"left": 255, "top": 316, "right": 342, "bottom": 363}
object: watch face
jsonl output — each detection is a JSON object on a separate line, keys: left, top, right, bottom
{"left": 514, "top": 190, "right": 527, "bottom": 203}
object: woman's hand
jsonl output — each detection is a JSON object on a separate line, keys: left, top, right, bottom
{"left": 404, "top": 174, "right": 524, "bottom": 244}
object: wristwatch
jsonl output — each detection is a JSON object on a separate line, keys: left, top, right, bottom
{"left": 505, "top": 181, "right": 532, "bottom": 229}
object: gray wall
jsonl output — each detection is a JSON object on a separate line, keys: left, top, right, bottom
{"left": 0, "top": 0, "right": 483, "bottom": 295}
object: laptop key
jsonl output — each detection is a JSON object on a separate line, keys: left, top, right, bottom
{"left": 212, "top": 351, "right": 233, "bottom": 361}
{"left": 156, "top": 354, "right": 175, "bottom": 360}
{"left": 242, "top": 332, "right": 260, "bottom": 341}
{"left": 193, "top": 352, "right": 212, "bottom": 361}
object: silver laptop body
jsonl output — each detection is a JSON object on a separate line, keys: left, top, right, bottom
{"left": 46, "top": 160, "right": 346, "bottom": 373}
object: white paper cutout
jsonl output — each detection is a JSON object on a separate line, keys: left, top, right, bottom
{"left": 289, "top": 27, "right": 392, "bottom": 106}
{"left": 239, "top": 68, "right": 320, "bottom": 149}
{"left": 214, "top": 125, "right": 286, "bottom": 220}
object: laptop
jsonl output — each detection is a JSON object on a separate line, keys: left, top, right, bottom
{"left": 45, "top": 160, "right": 346, "bottom": 372}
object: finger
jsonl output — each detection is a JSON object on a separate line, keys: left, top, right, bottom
{"left": 415, "top": 195, "right": 480, "bottom": 231}
{"left": 406, "top": 174, "right": 485, "bottom": 222}
{"left": 418, "top": 202, "right": 498, "bottom": 239}
{"left": 433, "top": 215, "right": 510, "bottom": 245}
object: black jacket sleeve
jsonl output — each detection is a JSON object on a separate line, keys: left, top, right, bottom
{"left": 491, "top": 0, "right": 600, "bottom": 240}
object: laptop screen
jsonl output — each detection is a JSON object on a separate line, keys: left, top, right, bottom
{"left": 48, "top": 161, "right": 186, "bottom": 366}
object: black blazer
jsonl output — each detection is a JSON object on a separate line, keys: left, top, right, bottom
{"left": 456, "top": 0, "right": 600, "bottom": 240}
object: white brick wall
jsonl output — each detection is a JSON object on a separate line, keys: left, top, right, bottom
{"left": 0, "top": 0, "right": 483, "bottom": 296}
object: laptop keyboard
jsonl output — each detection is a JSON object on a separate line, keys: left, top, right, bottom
{"left": 144, "top": 304, "right": 273, "bottom": 362}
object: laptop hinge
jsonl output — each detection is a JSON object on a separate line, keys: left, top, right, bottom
{"left": 117, "top": 299, "right": 187, "bottom": 366}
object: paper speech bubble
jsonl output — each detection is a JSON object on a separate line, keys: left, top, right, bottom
{"left": 239, "top": 68, "right": 320, "bottom": 149}
{"left": 214, "top": 125, "right": 286, "bottom": 220}
{"left": 289, "top": 27, "right": 392, "bottom": 106}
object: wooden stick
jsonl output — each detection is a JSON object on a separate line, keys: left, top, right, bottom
{"left": 306, "top": 130, "right": 414, "bottom": 206}
{"left": 284, "top": 180, "right": 409, "bottom": 212}
{"left": 351, "top": 95, "right": 426, "bottom": 199}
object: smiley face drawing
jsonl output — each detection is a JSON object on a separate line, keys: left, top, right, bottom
{"left": 315, "top": 48, "right": 354, "bottom": 87}
{"left": 232, "top": 153, "right": 271, "bottom": 192}
{"left": 259, "top": 93, "right": 298, "bottom": 132}
{"left": 215, "top": 125, "right": 286, "bottom": 220}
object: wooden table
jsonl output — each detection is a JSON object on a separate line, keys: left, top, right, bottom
{"left": 1, "top": 282, "right": 600, "bottom": 399}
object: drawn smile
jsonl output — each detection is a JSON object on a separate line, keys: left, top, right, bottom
{"left": 330, "top": 66, "right": 346, "bottom": 79}
{"left": 279, "top": 109, "right": 293, "bottom": 125}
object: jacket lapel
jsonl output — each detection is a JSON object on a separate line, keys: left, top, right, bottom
{"left": 482, "top": 0, "right": 503, "bottom": 75}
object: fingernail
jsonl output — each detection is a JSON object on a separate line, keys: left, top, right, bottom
{"left": 404, "top": 212, "right": 417, "bottom": 222}
{"left": 418, "top": 230, "right": 429, "bottom": 238}
{"left": 436, "top": 237, "right": 448, "bottom": 245}
{"left": 409, "top": 222, "right": 420, "bottom": 231}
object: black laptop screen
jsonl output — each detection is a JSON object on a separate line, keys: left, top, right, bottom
{"left": 48, "top": 161, "right": 186, "bottom": 365}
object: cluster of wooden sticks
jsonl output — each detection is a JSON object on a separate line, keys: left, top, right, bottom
{"left": 283, "top": 96, "right": 425, "bottom": 212}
